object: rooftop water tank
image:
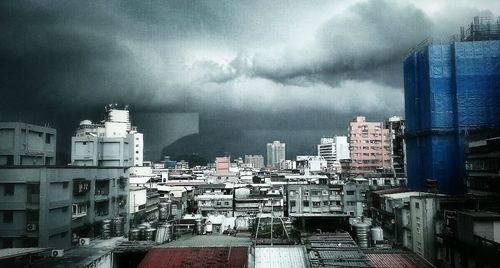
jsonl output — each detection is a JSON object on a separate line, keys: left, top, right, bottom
{"left": 353, "top": 223, "right": 370, "bottom": 249}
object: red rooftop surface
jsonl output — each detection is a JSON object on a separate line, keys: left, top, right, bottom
{"left": 366, "top": 253, "right": 435, "bottom": 268}
{"left": 138, "top": 247, "right": 248, "bottom": 268}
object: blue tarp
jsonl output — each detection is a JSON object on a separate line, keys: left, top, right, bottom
{"left": 404, "top": 40, "right": 500, "bottom": 194}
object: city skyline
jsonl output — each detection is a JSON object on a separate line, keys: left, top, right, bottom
{"left": 1, "top": 1, "right": 499, "bottom": 162}
{"left": 1, "top": 2, "right": 500, "bottom": 266}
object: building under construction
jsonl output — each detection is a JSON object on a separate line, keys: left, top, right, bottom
{"left": 404, "top": 16, "right": 500, "bottom": 194}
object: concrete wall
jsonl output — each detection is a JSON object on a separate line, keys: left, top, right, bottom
{"left": 0, "top": 167, "right": 129, "bottom": 249}
{"left": 0, "top": 122, "right": 56, "bottom": 166}
{"left": 129, "top": 188, "right": 147, "bottom": 214}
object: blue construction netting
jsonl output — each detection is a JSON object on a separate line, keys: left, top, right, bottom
{"left": 454, "top": 41, "right": 500, "bottom": 129}
{"left": 404, "top": 39, "right": 500, "bottom": 195}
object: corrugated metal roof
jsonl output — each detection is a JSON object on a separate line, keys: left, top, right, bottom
{"left": 307, "top": 233, "right": 371, "bottom": 268}
{"left": 254, "top": 246, "right": 310, "bottom": 268}
{"left": 138, "top": 247, "right": 248, "bottom": 268}
{"left": 366, "top": 253, "right": 435, "bottom": 268}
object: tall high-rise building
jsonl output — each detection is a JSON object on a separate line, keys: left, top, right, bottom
{"left": 348, "top": 116, "right": 391, "bottom": 174}
{"left": 266, "top": 141, "right": 285, "bottom": 168}
{"left": 244, "top": 155, "right": 264, "bottom": 169}
{"left": 317, "top": 136, "right": 350, "bottom": 172}
{"left": 404, "top": 17, "right": 500, "bottom": 194}
{"left": 71, "top": 104, "right": 144, "bottom": 167}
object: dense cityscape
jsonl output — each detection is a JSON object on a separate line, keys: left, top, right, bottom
{"left": 1, "top": 1, "right": 500, "bottom": 268}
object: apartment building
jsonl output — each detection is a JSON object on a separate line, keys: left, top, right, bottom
{"left": 195, "top": 184, "right": 233, "bottom": 216}
{"left": 286, "top": 184, "right": 343, "bottom": 216}
{"left": 71, "top": 105, "right": 143, "bottom": 167}
{"left": 0, "top": 166, "right": 129, "bottom": 249}
{"left": 349, "top": 116, "right": 391, "bottom": 174}
{"left": 0, "top": 122, "right": 56, "bottom": 166}
{"left": 234, "top": 186, "right": 284, "bottom": 217}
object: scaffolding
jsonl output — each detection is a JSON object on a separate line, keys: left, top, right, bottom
{"left": 461, "top": 16, "right": 500, "bottom": 41}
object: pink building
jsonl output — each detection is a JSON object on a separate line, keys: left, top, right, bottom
{"left": 215, "top": 157, "right": 230, "bottom": 172}
{"left": 348, "top": 116, "right": 391, "bottom": 174}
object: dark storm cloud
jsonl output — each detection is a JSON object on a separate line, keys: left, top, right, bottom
{"left": 198, "top": 0, "right": 433, "bottom": 88}
{"left": 0, "top": 0, "right": 498, "bottom": 161}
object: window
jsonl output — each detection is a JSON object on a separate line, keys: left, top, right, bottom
{"left": 45, "top": 134, "right": 52, "bottom": 144}
{"left": 313, "top": 201, "right": 321, "bottom": 207}
{"left": 78, "top": 205, "right": 86, "bottom": 215}
{"left": 415, "top": 202, "right": 420, "bottom": 209}
{"left": 303, "top": 200, "right": 310, "bottom": 207}
{"left": 72, "top": 204, "right": 87, "bottom": 218}
{"left": 3, "top": 211, "right": 13, "bottom": 223}
{"left": 216, "top": 201, "right": 221, "bottom": 206}
{"left": 347, "top": 201, "right": 355, "bottom": 206}
{"left": 135, "top": 151, "right": 139, "bottom": 154}
{"left": 346, "top": 191, "right": 355, "bottom": 195}
{"left": 303, "top": 191, "right": 309, "bottom": 196}
{"left": 323, "top": 201, "right": 329, "bottom": 206}
{"left": 4, "top": 185, "right": 14, "bottom": 196}
{"left": 82, "top": 142, "right": 87, "bottom": 145}
{"left": 290, "top": 200, "right": 296, "bottom": 207}
{"left": 289, "top": 190, "right": 296, "bottom": 196}
{"left": 224, "top": 201, "right": 229, "bottom": 205}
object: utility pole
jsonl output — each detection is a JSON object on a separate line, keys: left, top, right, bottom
{"left": 270, "top": 198, "right": 274, "bottom": 246}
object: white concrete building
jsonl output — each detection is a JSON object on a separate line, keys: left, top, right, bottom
{"left": 129, "top": 187, "right": 147, "bottom": 217}
{"left": 296, "top": 156, "right": 327, "bottom": 173}
{"left": 267, "top": 141, "right": 285, "bottom": 168}
{"left": 317, "top": 136, "right": 349, "bottom": 172}
{"left": 71, "top": 105, "right": 144, "bottom": 167}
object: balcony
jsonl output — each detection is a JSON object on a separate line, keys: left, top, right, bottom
{"left": 95, "top": 180, "right": 110, "bottom": 196}
{"left": 95, "top": 210, "right": 109, "bottom": 217}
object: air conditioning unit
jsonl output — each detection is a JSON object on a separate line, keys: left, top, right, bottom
{"left": 51, "top": 249, "right": 64, "bottom": 257}
{"left": 79, "top": 238, "right": 90, "bottom": 246}
{"left": 26, "top": 223, "right": 37, "bottom": 232}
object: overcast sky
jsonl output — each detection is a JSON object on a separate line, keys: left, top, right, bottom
{"left": 1, "top": 0, "right": 499, "bottom": 161}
